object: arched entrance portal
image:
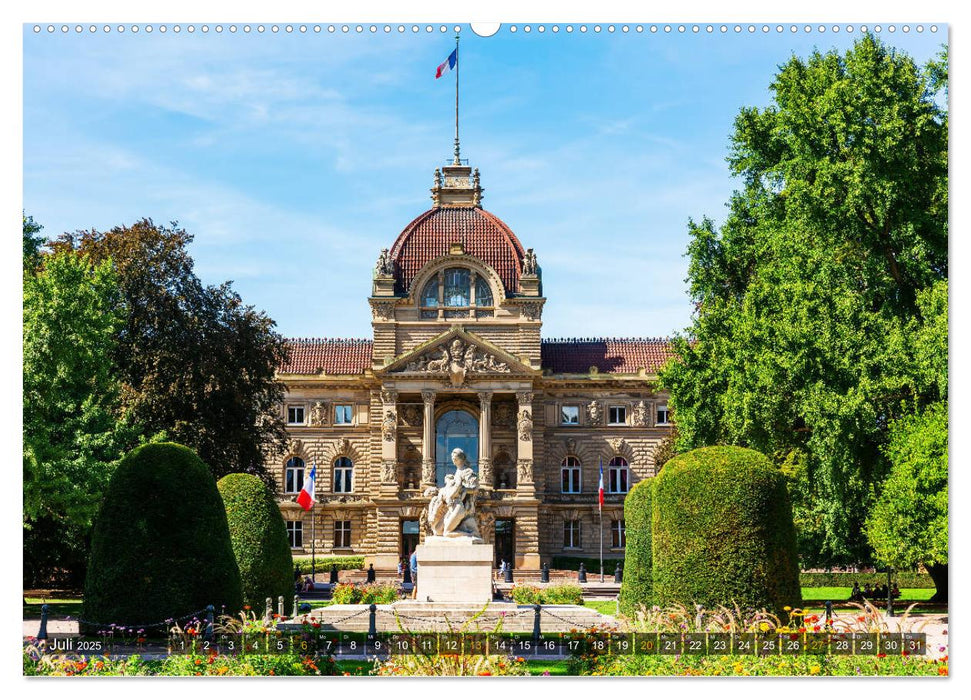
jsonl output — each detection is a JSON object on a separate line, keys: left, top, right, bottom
{"left": 435, "top": 409, "right": 478, "bottom": 485}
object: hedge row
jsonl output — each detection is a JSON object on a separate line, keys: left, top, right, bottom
{"left": 800, "top": 572, "right": 934, "bottom": 589}
{"left": 510, "top": 584, "right": 584, "bottom": 605}
{"left": 550, "top": 556, "right": 625, "bottom": 574}
{"left": 292, "top": 555, "right": 365, "bottom": 571}
{"left": 618, "top": 479, "right": 653, "bottom": 616}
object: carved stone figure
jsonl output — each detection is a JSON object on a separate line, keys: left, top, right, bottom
{"left": 586, "top": 401, "right": 603, "bottom": 426}
{"left": 402, "top": 337, "right": 511, "bottom": 385}
{"left": 517, "top": 458, "right": 533, "bottom": 485}
{"left": 381, "top": 459, "right": 397, "bottom": 484}
{"left": 382, "top": 410, "right": 397, "bottom": 442}
{"left": 492, "top": 403, "right": 515, "bottom": 428}
{"left": 517, "top": 409, "right": 533, "bottom": 442}
{"left": 632, "top": 400, "right": 648, "bottom": 427}
{"left": 399, "top": 404, "right": 422, "bottom": 427}
{"left": 374, "top": 248, "right": 394, "bottom": 277}
{"left": 522, "top": 248, "right": 538, "bottom": 276}
{"left": 421, "top": 448, "right": 481, "bottom": 539}
{"left": 309, "top": 401, "right": 328, "bottom": 426}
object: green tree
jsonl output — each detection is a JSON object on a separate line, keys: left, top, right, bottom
{"left": 217, "top": 473, "right": 294, "bottom": 609}
{"left": 23, "top": 214, "right": 44, "bottom": 271}
{"left": 865, "top": 401, "right": 947, "bottom": 601}
{"left": 660, "top": 36, "right": 947, "bottom": 565}
{"left": 50, "top": 219, "right": 290, "bottom": 486}
{"left": 83, "top": 443, "right": 243, "bottom": 625}
{"left": 23, "top": 250, "right": 140, "bottom": 585}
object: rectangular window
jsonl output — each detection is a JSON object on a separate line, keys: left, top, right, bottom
{"left": 656, "top": 404, "right": 670, "bottom": 425}
{"left": 608, "top": 405, "right": 627, "bottom": 425}
{"left": 287, "top": 405, "right": 305, "bottom": 425}
{"left": 334, "top": 520, "right": 351, "bottom": 548}
{"left": 286, "top": 521, "right": 303, "bottom": 549}
{"left": 335, "top": 404, "right": 353, "bottom": 424}
{"left": 561, "top": 405, "right": 579, "bottom": 425}
{"left": 563, "top": 520, "right": 581, "bottom": 548}
{"left": 611, "top": 519, "right": 626, "bottom": 548}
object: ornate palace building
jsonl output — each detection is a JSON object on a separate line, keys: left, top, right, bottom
{"left": 274, "top": 158, "right": 675, "bottom": 571}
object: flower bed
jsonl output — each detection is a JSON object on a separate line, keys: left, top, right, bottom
{"left": 23, "top": 649, "right": 340, "bottom": 676}
{"left": 569, "top": 653, "right": 946, "bottom": 676}
{"left": 510, "top": 584, "right": 583, "bottom": 605}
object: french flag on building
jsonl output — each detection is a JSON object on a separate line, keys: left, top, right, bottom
{"left": 435, "top": 48, "right": 457, "bottom": 78}
{"left": 598, "top": 459, "right": 605, "bottom": 511}
{"left": 297, "top": 463, "right": 317, "bottom": 511}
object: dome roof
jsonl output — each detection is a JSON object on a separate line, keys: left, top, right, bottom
{"left": 388, "top": 206, "right": 526, "bottom": 296}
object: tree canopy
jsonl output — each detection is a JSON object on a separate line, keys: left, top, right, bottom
{"left": 660, "top": 36, "right": 947, "bottom": 566}
{"left": 23, "top": 248, "right": 141, "bottom": 584}
{"left": 50, "top": 219, "right": 290, "bottom": 486}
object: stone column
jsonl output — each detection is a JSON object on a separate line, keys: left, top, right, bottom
{"left": 478, "top": 391, "right": 493, "bottom": 489}
{"left": 421, "top": 390, "right": 437, "bottom": 487}
{"left": 380, "top": 389, "right": 398, "bottom": 490}
{"left": 516, "top": 391, "right": 535, "bottom": 493}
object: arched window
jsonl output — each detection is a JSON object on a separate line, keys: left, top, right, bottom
{"left": 561, "top": 456, "right": 581, "bottom": 493}
{"left": 334, "top": 457, "right": 353, "bottom": 493}
{"left": 420, "top": 267, "right": 496, "bottom": 319}
{"left": 608, "top": 456, "right": 629, "bottom": 494}
{"left": 495, "top": 451, "right": 514, "bottom": 489}
{"left": 285, "top": 457, "right": 305, "bottom": 494}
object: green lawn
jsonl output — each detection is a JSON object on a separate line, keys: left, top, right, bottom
{"left": 583, "top": 600, "right": 618, "bottom": 616}
{"left": 801, "top": 587, "right": 935, "bottom": 602}
{"left": 23, "top": 597, "right": 83, "bottom": 619}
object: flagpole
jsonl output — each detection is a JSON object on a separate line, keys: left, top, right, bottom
{"left": 311, "top": 501, "right": 316, "bottom": 582}
{"left": 453, "top": 33, "right": 460, "bottom": 165}
{"left": 599, "top": 505, "right": 604, "bottom": 583}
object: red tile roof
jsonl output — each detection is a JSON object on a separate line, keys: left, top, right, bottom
{"left": 388, "top": 207, "right": 526, "bottom": 295}
{"left": 280, "top": 337, "right": 677, "bottom": 376}
{"left": 280, "top": 338, "right": 373, "bottom": 375}
{"left": 541, "top": 338, "right": 676, "bottom": 375}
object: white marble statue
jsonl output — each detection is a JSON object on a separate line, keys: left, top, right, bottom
{"left": 423, "top": 448, "right": 481, "bottom": 540}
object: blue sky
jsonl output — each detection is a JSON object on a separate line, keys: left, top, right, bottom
{"left": 23, "top": 24, "right": 945, "bottom": 340}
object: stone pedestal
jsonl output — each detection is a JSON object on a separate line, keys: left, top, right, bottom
{"left": 415, "top": 537, "right": 494, "bottom": 603}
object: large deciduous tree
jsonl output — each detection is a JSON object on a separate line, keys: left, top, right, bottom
{"left": 23, "top": 249, "right": 140, "bottom": 585}
{"left": 50, "top": 219, "right": 290, "bottom": 486}
{"left": 660, "top": 36, "right": 947, "bottom": 566}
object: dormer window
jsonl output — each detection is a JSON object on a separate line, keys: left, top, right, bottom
{"left": 420, "top": 267, "right": 495, "bottom": 319}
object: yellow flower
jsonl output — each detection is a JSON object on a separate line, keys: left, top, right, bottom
{"left": 810, "top": 665, "right": 821, "bottom": 675}
{"left": 759, "top": 622, "right": 770, "bottom": 632}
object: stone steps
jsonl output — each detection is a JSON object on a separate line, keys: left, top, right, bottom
{"left": 281, "top": 602, "right": 620, "bottom": 634}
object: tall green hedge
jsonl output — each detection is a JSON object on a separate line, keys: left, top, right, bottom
{"left": 217, "top": 473, "right": 294, "bottom": 609}
{"left": 82, "top": 443, "right": 243, "bottom": 627}
{"left": 619, "top": 478, "right": 654, "bottom": 616}
{"left": 652, "top": 446, "right": 801, "bottom": 616}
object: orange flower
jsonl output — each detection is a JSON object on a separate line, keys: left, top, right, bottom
{"left": 938, "top": 666, "right": 948, "bottom": 676}
{"left": 194, "top": 658, "right": 203, "bottom": 665}
{"left": 343, "top": 672, "right": 351, "bottom": 676}
{"left": 478, "top": 671, "right": 492, "bottom": 676}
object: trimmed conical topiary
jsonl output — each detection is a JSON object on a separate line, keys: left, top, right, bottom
{"left": 652, "top": 446, "right": 801, "bottom": 616}
{"left": 618, "top": 477, "right": 654, "bottom": 616}
{"left": 217, "top": 472, "right": 294, "bottom": 610}
{"left": 82, "top": 443, "right": 243, "bottom": 627}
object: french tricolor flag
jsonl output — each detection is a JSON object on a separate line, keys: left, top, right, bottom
{"left": 598, "top": 459, "right": 605, "bottom": 511}
{"left": 296, "top": 463, "right": 316, "bottom": 511}
{"left": 435, "top": 48, "right": 457, "bottom": 79}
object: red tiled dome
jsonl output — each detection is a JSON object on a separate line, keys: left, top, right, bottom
{"left": 388, "top": 207, "right": 526, "bottom": 296}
